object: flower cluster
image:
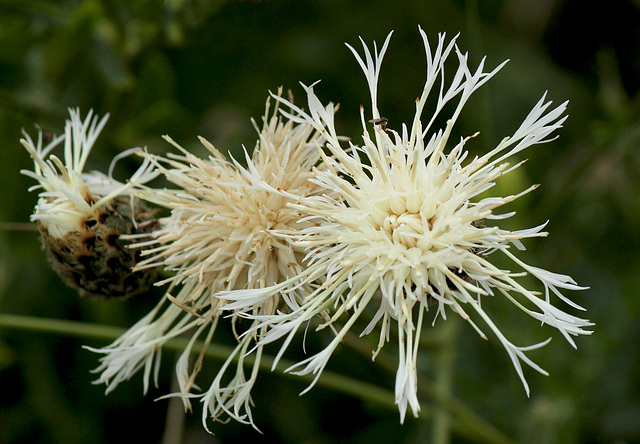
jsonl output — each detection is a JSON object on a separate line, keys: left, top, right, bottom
{"left": 88, "top": 90, "right": 330, "bottom": 428}
{"left": 23, "top": 27, "right": 592, "bottom": 430}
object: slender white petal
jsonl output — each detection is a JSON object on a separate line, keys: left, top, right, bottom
{"left": 21, "top": 109, "right": 158, "bottom": 238}
{"left": 89, "top": 91, "right": 331, "bottom": 429}
{"left": 224, "top": 28, "right": 592, "bottom": 421}
{"left": 21, "top": 109, "right": 160, "bottom": 299}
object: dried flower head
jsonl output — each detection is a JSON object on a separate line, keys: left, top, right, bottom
{"left": 221, "top": 27, "right": 593, "bottom": 422}
{"left": 21, "top": 109, "right": 159, "bottom": 299}
{"left": 89, "top": 92, "right": 330, "bottom": 428}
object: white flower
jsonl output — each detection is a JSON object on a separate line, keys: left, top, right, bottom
{"left": 21, "top": 109, "right": 157, "bottom": 238}
{"left": 221, "top": 27, "right": 593, "bottom": 422}
{"left": 88, "top": 91, "right": 330, "bottom": 429}
{"left": 21, "top": 109, "right": 159, "bottom": 299}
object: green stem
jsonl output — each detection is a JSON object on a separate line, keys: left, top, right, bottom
{"left": 0, "top": 222, "right": 38, "bottom": 231}
{"left": 0, "top": 313, "right": 398, "bottom": 411}
{"left": 432, "top": 319, "right": 457, "bottom": 444}
{"left": 161, "top": 355, "right": 187, "bottom": 444}
{"left": 0, "top": 313, "right": 125, "bottom": 340}
{"left": 0, "top": 313, "right": 516, "bottom": 444}
{"left": 342, "top": 330, "right": 517, "bottom": 444}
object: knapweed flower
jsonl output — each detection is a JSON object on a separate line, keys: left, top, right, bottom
{"left": 21, "top": 109, "right": 158, "bottom": 299}
{"left": 89, "top": 91, "right": 330, "bottom": 428}
{"left": 221, "top": 27, "right": 593, "bottom": 422}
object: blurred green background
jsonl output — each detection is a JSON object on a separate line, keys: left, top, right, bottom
{"left": 1, "top": 0, "right": 640, "bottom": 443}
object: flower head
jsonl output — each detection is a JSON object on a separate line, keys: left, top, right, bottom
{"left": 222, "top": 27, "right": 593, "bottom": 422}
{"left": 21, "top": 109, "right": 159, "bottom": 298}
{"left": 89, "top": 91, "right": 330, "bottom": 428}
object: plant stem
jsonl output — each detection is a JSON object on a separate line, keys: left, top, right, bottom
{"left": 342, "top": 329, "right": 517, "bottom": 444}
{"left": 161, "top": 355, "right": 187, "bottom": 444}
{"left": 0, "top": 313, "right": 516, "bottom": 444}
{"left": 0, "top": 313, "right": 125, "bottom": 340}
{"left": 0, "top": 222, "right": 38, "bottom": 231}
{"left": 432, "top": 319, "right": 457, "bottom": 444}
{"left": 0, "top": 313, "right": 398, "bottom": 409}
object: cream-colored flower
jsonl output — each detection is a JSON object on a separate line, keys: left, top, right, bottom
{"left": 221, "top": 27, "right": 593, "bottom": 422}
{"left": 89, "top": 91, "right": 330, "bottom": 428}
{"left": 21, "top": 109, "right": 158, "bottom": 299}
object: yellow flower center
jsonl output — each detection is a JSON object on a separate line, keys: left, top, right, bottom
{"left": 381, "top": 212, "right": 425, "bottom": 249}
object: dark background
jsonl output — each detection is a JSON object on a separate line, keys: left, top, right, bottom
{"left": 1, "top": 0, "right": 640, "bottom": 443}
